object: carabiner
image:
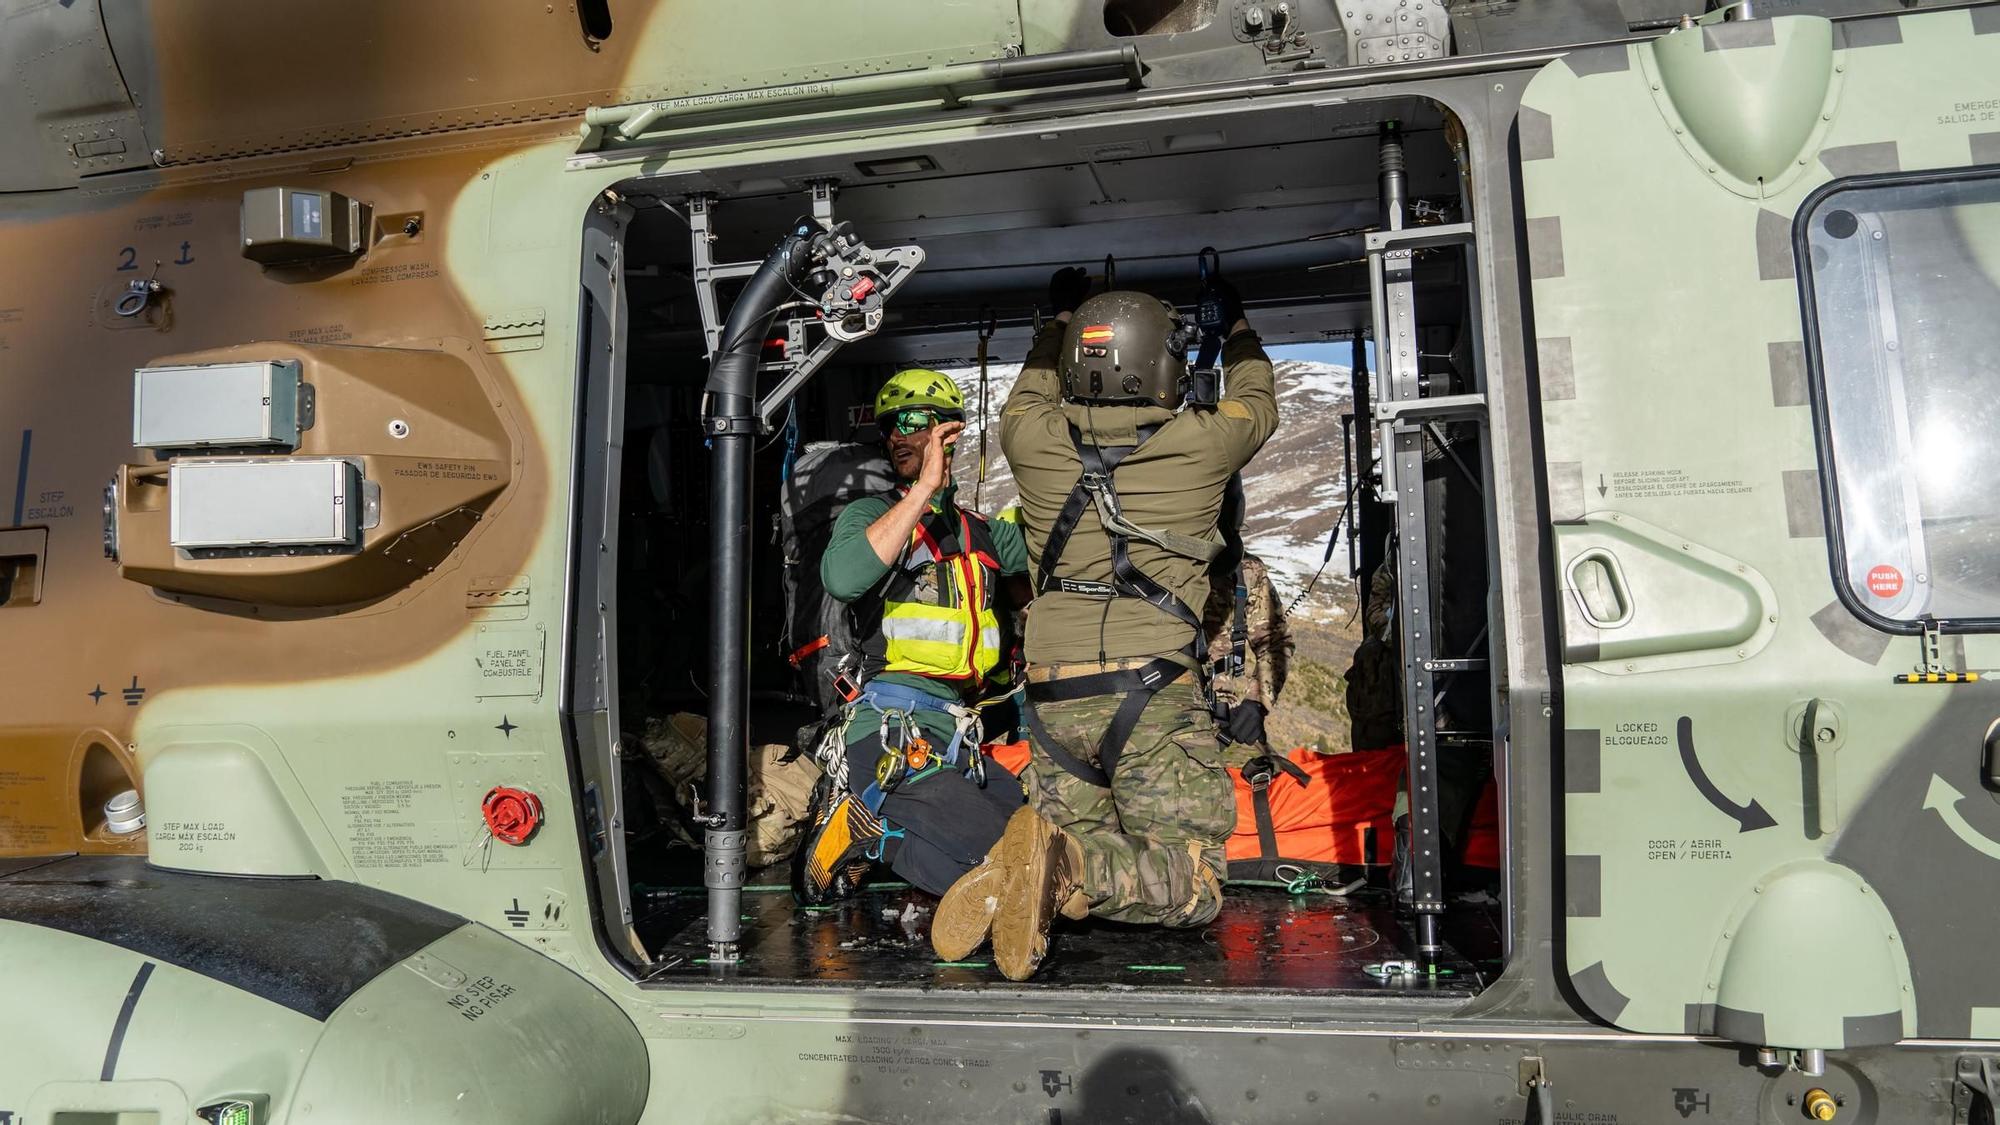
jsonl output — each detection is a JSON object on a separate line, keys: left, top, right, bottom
{"left": 977, "top": 308, "right": 996, "bottom": 342}
{"left": 1197, "top": 246, "right": 1220, "bottom": 284}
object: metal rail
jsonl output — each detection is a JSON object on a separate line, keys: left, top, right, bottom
{"left": 580, "top": 46, "right": 1145, "bottom": 151}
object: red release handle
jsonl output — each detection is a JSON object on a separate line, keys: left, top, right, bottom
{"left": 482, "top": 786, "right": 542, "bottom": 846}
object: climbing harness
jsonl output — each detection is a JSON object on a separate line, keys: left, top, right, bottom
{"left": 813, "top": 679, "right": 987, "bottom": 816}
{"left": 1026, "top": 420, "right": 1225, "bottom": 787}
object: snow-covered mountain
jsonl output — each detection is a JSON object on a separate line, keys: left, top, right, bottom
{"left": 946, "top": 355, "right": 1357, "bottom": 625}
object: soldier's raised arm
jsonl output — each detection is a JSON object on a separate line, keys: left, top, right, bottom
{"left": 1000, "top": 267, "right": 1090, "bottom": 452}
{"left": 1211, "top": 277, "right": 1278, "bottom": 472}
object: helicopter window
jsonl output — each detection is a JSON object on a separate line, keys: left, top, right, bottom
{"left": 1103, "top": 0, "right": 1213, "bottom": 37}
{"left": 1798, "top": 168, "right": 2000, "bottom": 629}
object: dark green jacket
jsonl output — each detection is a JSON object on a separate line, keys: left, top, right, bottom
{"left": 999, "top": 321, "right": 1278, "bottom": 666}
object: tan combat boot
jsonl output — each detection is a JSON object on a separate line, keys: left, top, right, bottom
{"left": 991, "top": 805, "right": 1086, "bottom": 982}
{"left": 930, "top": 854, "right": 1005, "bottom": 963}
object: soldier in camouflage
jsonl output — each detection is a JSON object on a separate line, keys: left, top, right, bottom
{"left": 1203, "top": 552, "right": 1293, "bottom": 750}
{"left": 931, "top": 269, "right": 1279, "bottom": 980}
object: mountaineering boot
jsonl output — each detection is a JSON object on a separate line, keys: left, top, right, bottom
{"left": 990, "top": 805, "right": 1086, "bottom": 982}
{"left": 792, "top": 778, "right": 889, "bottom": 906}
{"left": 931, "top": 854, "right": 1005, "bottom": 962}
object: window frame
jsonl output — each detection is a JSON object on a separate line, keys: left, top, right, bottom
{"left": 1792, "top": 162, "right": 2000, "bottom": 637}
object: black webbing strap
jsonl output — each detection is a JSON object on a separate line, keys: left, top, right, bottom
{"left": 1249, "top": 773, "right": 1280, "bottom": 862}
{"left": 1034, "top": 422, "right": 1158, "bottom": 595}
{"left": 1036, "top": 425, "right": 1209, "bottom": 668}
{"left": 1241, "top": 753, "right": 1312, "bottom": 862}
{"left": 1105, "top": 492, "right": 1207, "bottom": 648}
{"left": 1225, "top": 565, "right": 1248, "bottom": 679}
{"left": 1024, "top": 655, "right": 1187, "bottom": 704}
{"left": 1022, "top": 657, "right": 1187, "bottom": 788}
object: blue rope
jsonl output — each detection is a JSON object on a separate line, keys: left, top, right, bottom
{"left": 779, "top": 406, "right": 801, "bottom": 482}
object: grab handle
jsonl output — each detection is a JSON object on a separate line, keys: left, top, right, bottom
{"left": 1566, "top": 548, "right": 1633, "bottom": 629}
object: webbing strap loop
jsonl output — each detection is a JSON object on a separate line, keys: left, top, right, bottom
{"left": 1250, "top": 775, "right": 1281, "bottom": 862}
{"left": 1240, "top": 752, "right": 1309, "bottom": 863}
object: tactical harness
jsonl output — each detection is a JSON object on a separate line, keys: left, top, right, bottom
{"left": 1024, "top": 422, "right": 1231, "bottom": 788}
{"left": 840, "top": 680, "right": 987, "bottom": 817}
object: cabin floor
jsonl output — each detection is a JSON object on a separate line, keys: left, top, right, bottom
{"left": 633, "top": 878, "right": 1502, "bottom": 995}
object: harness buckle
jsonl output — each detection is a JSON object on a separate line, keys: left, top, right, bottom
{"left": 831, "top": 670, "right": 860, "bottom": 703}
{"left": 1242, "top": 756, "right": 1275, "bottom": 792}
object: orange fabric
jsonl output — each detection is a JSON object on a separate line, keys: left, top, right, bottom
{"left": 982, "top": 741, "right": 1407, "bottom": 867}
{"left": 1461, "top": 775, "right": 1500, "bottom": 869}
{"left": 984, "top": 740, "right": 1032, "bottom": 777}
{"left": 1224, "top": 747, "right": 1402, "bottom": 865}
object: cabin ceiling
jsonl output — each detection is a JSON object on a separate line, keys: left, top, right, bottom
{"left": 621, "top": 94, "right": 1462, "bottom": 363}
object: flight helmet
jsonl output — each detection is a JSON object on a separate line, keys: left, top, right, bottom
{"left": 1059, "top": 291, "right": 1196, "bottom": 408}
{"left": 874, "top": 368, "right": 965, "bottom": 434}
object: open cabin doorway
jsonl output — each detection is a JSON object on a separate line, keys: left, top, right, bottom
{"left": 581, "top": 90, "right": 1506, "bottom": 995}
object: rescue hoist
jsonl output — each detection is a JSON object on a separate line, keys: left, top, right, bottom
{"left": 687, "top": 180, "right": 925, "bottom": 961}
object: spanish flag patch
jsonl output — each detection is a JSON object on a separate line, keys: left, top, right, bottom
{"left": 1080, "top": 324, "right": 1115, "bottom": 343}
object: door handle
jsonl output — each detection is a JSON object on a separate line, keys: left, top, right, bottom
{"left": 1797, "top": 697, "right": 1843, "bottom": 836}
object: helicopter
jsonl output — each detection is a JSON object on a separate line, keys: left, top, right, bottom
{"left": 4, "top": 0, "right": 1999, "bottom": 1121}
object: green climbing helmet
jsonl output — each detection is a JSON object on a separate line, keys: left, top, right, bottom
{"left": 874, "top": 368, "right": 965, "bottom": 430}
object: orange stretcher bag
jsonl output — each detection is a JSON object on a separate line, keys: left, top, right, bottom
{"left": 1224, "top": 746, "right": 1402, "bottom": 881}
{"left": 986, "top": 741, "right": 1493, "bottom": 878}
{"left": 985, "top": 741, "right": 1405, "bottom": 881}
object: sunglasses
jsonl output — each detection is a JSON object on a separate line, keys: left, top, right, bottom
{"left": 886, "top": 408, "right": 957, "bottom": 436}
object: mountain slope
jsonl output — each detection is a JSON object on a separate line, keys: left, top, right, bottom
{"left": 945, "top": 353, "right": 1362, "bottom": 751}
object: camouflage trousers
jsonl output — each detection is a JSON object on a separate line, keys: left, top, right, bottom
{"left": 1022, "top": 682, "right": 1232, "bottom": 927}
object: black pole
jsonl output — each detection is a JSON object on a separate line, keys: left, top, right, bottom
{"left": 701, "top": 221, "right": 820, "bottom": 960}
{"left": 1377, "top": 119, "right": 1442, "bottom": 958}
{"left": 1351, "top": 334, "right": 1380, "bottom": 613}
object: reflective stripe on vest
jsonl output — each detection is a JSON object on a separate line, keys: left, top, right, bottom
{"left": 876, "top": 503, "right": 1005, "bottom": 683}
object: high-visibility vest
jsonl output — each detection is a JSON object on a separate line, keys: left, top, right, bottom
{"left": 861, "top": 497, "right": 1005, "bottom": 685}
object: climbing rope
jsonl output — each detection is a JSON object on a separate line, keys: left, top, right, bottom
{"left": 975, "top": 309, "right": 994, "bottom": 510}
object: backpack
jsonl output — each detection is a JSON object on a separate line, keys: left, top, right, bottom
{"left": 778, "top": 441, "right": 898, "bottom": 718}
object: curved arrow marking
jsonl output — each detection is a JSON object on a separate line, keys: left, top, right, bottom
{"left": 1676, "top": 717, "right": 1777, "bottom": 833}
{"left": 1923, "top": 774, "right": 2000, "bottom": 860}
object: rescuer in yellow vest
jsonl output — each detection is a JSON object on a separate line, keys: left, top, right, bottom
{"left": 794, "top": 369, "right": 1031, "bottom": 904}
